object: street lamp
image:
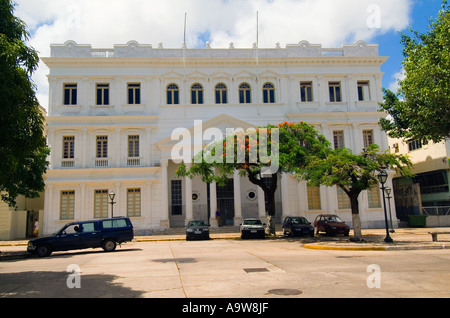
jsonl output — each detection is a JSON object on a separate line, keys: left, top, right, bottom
{"left": 109, "top": 191, "right": 116, "bottom": 218}
{"left": 384, "top": 186, "right": 395, "bottom": 233}
{"left": 377, "top": 169, "right": 393, "bottom": 243}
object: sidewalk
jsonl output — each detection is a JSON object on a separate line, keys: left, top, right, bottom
{"left": 1, "top": 227, "right": 449, "bottom": 259}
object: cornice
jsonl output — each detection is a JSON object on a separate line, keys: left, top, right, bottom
{"left": 41, "top": 56, "right": 388, "bottom": 68}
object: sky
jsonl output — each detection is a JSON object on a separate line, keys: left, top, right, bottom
{"left": 12, "top": 0, "right": 446, "bottom": 111}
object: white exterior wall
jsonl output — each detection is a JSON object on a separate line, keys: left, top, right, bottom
{"left": 42, "top": 40, "right": 396, "bottom": 235}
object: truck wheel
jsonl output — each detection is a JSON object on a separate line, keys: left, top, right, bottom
{"left": 102, "top": 239, "right": 116, "bottom": 252}
{"left": 36, "top": 244, "right": 52, "bottom": 257}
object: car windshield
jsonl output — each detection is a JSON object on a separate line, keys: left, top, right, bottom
{"left": 291, "top": 217, "right": 309, "bottom": 224}
{"left": 243, "top": 219, "right": 262, "bottom": 225}
{"left": 188, "top": 221, "right": 208, "bottom": 227}
{"left": 324, "top": 215, "right": 343, "bottom": 222}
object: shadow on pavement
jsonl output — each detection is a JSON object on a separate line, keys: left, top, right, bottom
{"left": 0, "top": 271, "right": 145, "bottom": 298}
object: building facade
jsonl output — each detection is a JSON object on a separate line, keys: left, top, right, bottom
{"left": 42, "top": 40, "right": 396, "bottom": 235}
{"left": 389, "top": 136, "right": 450, "bottom": 225}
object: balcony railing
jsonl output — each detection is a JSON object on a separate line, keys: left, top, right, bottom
{"left": 95, "top": 158, "right": 109, "bottom": 167}
{"left": 127, "top": 157, "right": 141, "bottom": 166}
{"left": 61, "top": 159, "right": 75, "bottom": 168}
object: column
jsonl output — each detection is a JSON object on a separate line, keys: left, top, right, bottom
{"left": 281, "top": 173, "right": 290, "bottom": 219}
{"left": 160, "top": 159, "right": 169, "bottom": 229}
{"left": 115, "top": 127, "right": 121, "bottom": 167}
{"left": 257, "top": 186, "right": 266, "bottom": 220}
{"left": 233, "top": 170, "right": 243, "bottom": 225}
{"left": 209, "top": 181, "right": 218, "bottom": 227}
{"left": 185, "top": 165, "right": 193, "bottom": 224}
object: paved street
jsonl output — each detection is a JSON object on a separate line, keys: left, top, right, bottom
{"left": 1, "top": 238, "right": 449, "bottom": 298}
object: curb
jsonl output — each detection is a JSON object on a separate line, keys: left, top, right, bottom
{"left": 302, "top": 243, "right": 450, "bottom": 251}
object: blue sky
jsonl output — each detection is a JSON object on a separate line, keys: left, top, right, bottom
{"left": 13, "top": 0, "right": 446, "bottom": 109}
{"left": 376, "top": 0, "right": 445, "bottom": 90}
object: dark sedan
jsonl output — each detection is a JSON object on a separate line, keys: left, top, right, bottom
{"left": 186, "top": 220, "right": 210, "bottom": 240}
{"left": 314, "top": 214, "right": 350, "bottom": 236}
{"left": 282, "top": 216, "right": 314, "bottom": 237}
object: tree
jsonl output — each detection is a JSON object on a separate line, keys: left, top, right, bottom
{"left": 0, "top": 0, "right": 50, "bottom": 207}
{"left": 300, "top": 144, "right": 411, "bottom": 241}
{"left": 379, "top": 1, "right": 450, "bottom": 143}
{"left": 175, "top": 122, "right": 330, "bottom": 235}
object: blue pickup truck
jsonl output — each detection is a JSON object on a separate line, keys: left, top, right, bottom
{"left": 27, "top": 217, "right": 134, "bottom": 257}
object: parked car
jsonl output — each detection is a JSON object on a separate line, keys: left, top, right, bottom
{"left": 186, "top": 220, "right": 210, "bottom": 240}
{"left": 240, "top": 218, "right": 266, "bottom": 239}
{"left": 314, "top": 214, "right": 350, "bottom": 236}
{"left": 27, "top": 217, "right": 134, "bottom": 257}
{"left": 282, "top": 216, "right": 314, "bottom": 237}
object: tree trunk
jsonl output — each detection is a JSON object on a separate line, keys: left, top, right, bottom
{"left": 349, "top": 194, "right": 363, "bottom": 241}
{"left": 247, "top": 171, "right": 278, "bottom": 235}
{"left": 265, "top": 190, "right": 277, "bottom": 235}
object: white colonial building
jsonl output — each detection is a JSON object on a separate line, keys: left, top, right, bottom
{"left": 42, "top": 39, "right": 396, "bottom": 235}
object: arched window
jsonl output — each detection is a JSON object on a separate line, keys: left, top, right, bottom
{"left": 166, "top": 83, "right": 179, "bottom": 104}
{"left": 239, "top": 83, "right": 251, "bottom": 104}
{"left": 215, "top": 83, "right": 228, "bottom": 104}
{"left": 262, "top": 82, "right": 275, "bottom": 103}
{"left": 191, "top": 83, "right": 203, "bottom": 104}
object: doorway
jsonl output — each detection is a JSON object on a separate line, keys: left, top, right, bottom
{"left": 216, "top": 179, "right": 235, "bottom": 225}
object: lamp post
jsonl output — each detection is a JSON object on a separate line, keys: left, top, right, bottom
{"left": 384, "top": 186, "right": 395, "bottom": 233}
{"left": 377, "top": 169, "right": 393, "bottom": 243}
{"left": 109, "top": 191, "right": 116, "bottom": 218}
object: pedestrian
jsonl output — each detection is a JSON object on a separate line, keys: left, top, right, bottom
{"left": 33, "top": 219, "right": 39, "bottom": 237}
{"left": 215, "top": 209, "right": 221, "bottom": 227}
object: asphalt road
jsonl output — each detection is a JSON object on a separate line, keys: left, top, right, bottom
{"left": 1, "top": 238, "right": 449, "bottom": 300}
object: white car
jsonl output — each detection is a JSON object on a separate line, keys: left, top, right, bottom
{"left": 240, "top": 218, "right": 266, "bottom": 239}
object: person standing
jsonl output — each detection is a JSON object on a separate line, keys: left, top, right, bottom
{"left": 33, "top": 219, "right": 39, "bottom": 237}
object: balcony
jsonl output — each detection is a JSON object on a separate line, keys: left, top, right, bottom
{"left": 95, "top": 158, "right": 109, "bottom": 167}
{"left": 127, "top": 157, "right": 141, "bottom": 166}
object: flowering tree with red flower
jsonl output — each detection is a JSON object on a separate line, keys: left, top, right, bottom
{"left": 176, "top": 121, "right": 330, "bottom": 234}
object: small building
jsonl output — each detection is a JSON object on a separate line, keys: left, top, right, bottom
{"left": 389, "top": 137, "right": 450, "bottom": 227}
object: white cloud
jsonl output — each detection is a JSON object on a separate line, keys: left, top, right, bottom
{"left": 13, "top": 0, "right": 413, "bottom": 110}
{"left": 388, "top": 68, "right": 406, "bottom": 93}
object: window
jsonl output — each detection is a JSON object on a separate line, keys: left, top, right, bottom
{"left": 128, "top": 83, "right": 141, "bottom": 104}
{"left": 215, "top": 83, "right": 228, "bottom": 104}
{"left": 263, "top": 82, "right": 275, "bottom": 103}
{"left": 166, "top": 84, "right": 179, "bottom": 104}
{"left": 333, "top": 130, "right": 345, "bottom": 149}
{"left": 127, "top": 188, "right": 141, "bottom": 217}
{"left": 96, "top": 136, "right": 108, "bottom": 158}
{"left": 328, "top": 82, "right": 341, "bottom": 102}
{"left": 191, "top": 83, "right": 204, "bottom": 104}
{"left": 300, "top": 82, "right": 313, "bottom": 102}
{"left": 171, "top": 180, "right": 182, "bottom": 215}
{"left": 63, "top": 83, "right": 77, "bottom": 105}
{"left": 307, "top": 185, "right": 321, "bottom": 210}
{"left": 81, "top": 222, "right": 96, "bottom": 232}
{"left": 60, "top": 190, "right": 75, "bottom": 220}
{"left": 363, "top": 129, "right": 374, "bottom": 148}
{"left": 408, "top": 139, "right": 422, "bottom": 152}
{"left": 96, "top": 83, "right": 109, "bottom": 105}
{"left": 357, "top": 81, "right": 370, "bottom": 101}
{"left": 414, "top": 171, "right": 449, "bottom": 194}
{"left": 102, "top": 218, "right": 128, "bottom": 228}
{"left": 368, "top": 185, "right": 381, "bottom": 208}
{"left": 128, "top": 135, "right": 139, "bottom": 157}
{"left": 63, "top": 136, "right": 75, "bottom": 159}
{"left": 239, "top": 83, "right": 251, "bottom": 104}
{"left": 336, "top": 186, "right": 350, "bottom": 209}
{"left": 94, "top": 189, "right": 108, "bottom": 218}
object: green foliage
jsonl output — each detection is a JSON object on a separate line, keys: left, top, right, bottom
{"left": 302, "top": 144, "right": 412, "bottom": 197}
{"left": 0, "top": 0, "right": 50, "bottom": 206}
{"left": 379, "top": 0, "right": 450, "bottom": 142}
